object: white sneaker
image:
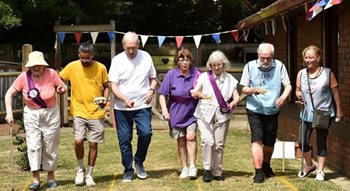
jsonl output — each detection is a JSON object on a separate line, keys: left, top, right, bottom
{"left": 85, "top": 175, "right": 96, "bottom": 186}
{"left": 315, "top": 171, "right": 325, "bottom": 181}
{"left": 75, "top": 169, "right": 85, "bottom": 185}
{"left": 188, "top": 166, "right": 198, "bottom": 178}
{"left": 179, "top": 167, "right": 188, "bottom": 178}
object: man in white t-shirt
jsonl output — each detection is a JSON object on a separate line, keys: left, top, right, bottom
{"left": 108, "top": 31, "right": 157, "bottom": 182}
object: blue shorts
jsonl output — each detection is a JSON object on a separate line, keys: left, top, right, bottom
{"left": 247, "top": 109, "right": 279, "bottom": 147}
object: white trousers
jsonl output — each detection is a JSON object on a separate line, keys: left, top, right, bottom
{"left": 197, "top": 116, "right": 230, "bottom": 176}
{"left": 23, "top": 105, "right": 60, "bottom": 171}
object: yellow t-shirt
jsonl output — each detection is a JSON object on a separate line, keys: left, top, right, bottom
{"left": 60, "top": 60, "right": 108, "bottom": 119}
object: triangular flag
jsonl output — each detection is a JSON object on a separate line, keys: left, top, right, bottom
{"left": 310, "top": 6, "right": 323, "bottom": 20}
{"left": 281, "top": 14, "right": 287, "bottom": 32}
{"left": 316, "top": 0, "right": 328, "bottom": 6}
{"left": 74, "top": 32, "right": 82, "bottom": 44}
{"left": 271, "top": 18, "right": 276, "bottom": 35}
{"left": 175, "top": 36, "right": 184, "bottom": 48}
{"left": 331, "top": 0, "right": 343, "bottom": 5}
{"left": 193, "top": 35, "right": 202, "bottom": 49}
{"left": 140, "top": 35, "right": 148, "bottom": 47}
{"left": 324, "top": 0, "right": 333, "bottom": 9}
{"left": 91, "top": 32, "right": 98, "bottom": 44}
{"left": 107, "top": 32, "right": 115, "bottom": 43}
{"left": 157, "top": 36, "right": 166, "bottom": 47}
{"left": 54, "top": 35, "right": 57, "bottom": 50}
{"left": 231, "top": 30, "right": 239, "bottom": 42}
{"left": 58, "top": 32, "right": 66, "bottom": 44}
{"left": 211, "top": 33, "right": 220, "bottom": 45}
{"left": 309, "top": 0, "right": 321, "bottom": 12}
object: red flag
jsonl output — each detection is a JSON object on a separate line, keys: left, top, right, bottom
{"left": 331, "top": 0, "right": 343, "bottom": 5}
{"left": 74, "top": 32, "right": 82, "bottom": 44}
{"left": 231, "top": 31, "right": 239, "bottom": 42}
{"left": 175, "top": 36, "right": 184, "bottom": 48}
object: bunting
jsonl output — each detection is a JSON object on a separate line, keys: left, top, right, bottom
{"left": 53, "top": 0, "right": 342, "bottom": 49}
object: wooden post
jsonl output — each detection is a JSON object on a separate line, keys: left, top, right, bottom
{"left": 22, "top": 44, "right": 32, "bottom": 71}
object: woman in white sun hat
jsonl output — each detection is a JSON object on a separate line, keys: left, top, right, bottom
{"left": 5, "top": 51, "right": 67, "bottom": 190}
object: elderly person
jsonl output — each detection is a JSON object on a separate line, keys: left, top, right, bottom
{"left": 191, "top": 50, "right": 240, "bottom": 182}
{"left": 109, "top": 32, "right": 157, "bottom": 182}
{"left": 240, "top": 43, "right": 292, "bottom": 183}
{"left": 60, "top": 42, "right": 110, "bottom": 187}
{"left": 5, "top": 51, "right": 67, "bottom": 190}
{"left": 296, "top": 45, "right": 343, "bottom": 181}
{"left": 158, "top": 48, "right": 200, "bottom": 179}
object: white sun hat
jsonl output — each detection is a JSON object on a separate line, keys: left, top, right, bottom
{"left": 25, "top": 51, "right": 49, "bottom": 68}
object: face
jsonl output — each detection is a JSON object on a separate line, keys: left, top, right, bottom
{"left": 177, "top": 57, "right": 192, "bottom": 72}
{"left": 79, "top": 51, "right": 94, "bottom": 67}
{"left": 258, "top": 50, "right": 273, "bottom": 69}
{"left": 303, "top": 50, "right": 319, "bottom": 69}
{"left": 123, "top": 39, "right": 139, "bottom": 59}
{"left": 211, "top": 62, "right": 224, "bottom": 76}
{"left": 30, "top": 65, "right": 45, "bottom": 77}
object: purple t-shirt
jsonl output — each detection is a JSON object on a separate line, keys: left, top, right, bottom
{"left": 158, "top": 67, "right": 200, "bottom": 128}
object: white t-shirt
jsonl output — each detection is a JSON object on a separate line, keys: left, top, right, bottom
{"left": 109, "top": 49, "right": 157, "bottom": 110}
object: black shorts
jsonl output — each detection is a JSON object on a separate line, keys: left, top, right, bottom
{"left": 247, "top": 109, "right": 279, "bottom": 147}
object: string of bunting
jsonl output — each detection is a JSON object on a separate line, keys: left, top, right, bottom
{"left": 54, "top": 0, "right": 342, "bottom": 49}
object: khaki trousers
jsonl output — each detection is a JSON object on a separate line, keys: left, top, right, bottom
{"left": 23, "top": 105, "right": 60, "bottom": 171}
{"left": 197, "top": 116, "right": 230, "bottom": 176}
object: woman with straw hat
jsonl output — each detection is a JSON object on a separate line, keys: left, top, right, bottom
{"left": 5, "top": 51, "right": 67, "bottom": 190}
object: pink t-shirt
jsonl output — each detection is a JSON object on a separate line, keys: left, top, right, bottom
{"left": 12, "top": 68, "right": 64, "bottom": 109}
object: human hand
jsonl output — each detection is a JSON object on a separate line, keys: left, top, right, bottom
{"left": 5, "top": 113, "right": 14, "bottom": 125}
{"left": 56, "top": 84, "right": 67, "bottom": 94}
{"left": 94, "top": 97, "right": 107, "bottom": 108}
{"left": 275, "top": 97, "right": 286, "bottom": 108}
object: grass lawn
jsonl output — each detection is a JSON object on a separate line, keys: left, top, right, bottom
{"left": 0, "top": 125, "right": 345, "bottom": 191}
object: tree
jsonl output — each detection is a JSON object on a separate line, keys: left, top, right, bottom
{"left": 0, "top": 1, "right": 21, "bottom": 29}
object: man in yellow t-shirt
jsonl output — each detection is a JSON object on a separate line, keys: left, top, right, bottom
{"left": 60, "top": 42, "right": 110, "bottom": 187}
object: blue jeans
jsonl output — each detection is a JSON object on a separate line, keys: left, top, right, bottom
{"left": 114, "top": 107, "right": 153, "bottom": 174}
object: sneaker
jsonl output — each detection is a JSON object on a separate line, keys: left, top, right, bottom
{"left": 298, "top": 164, "right": 316, "bottom": 178}
{"left": 263, "top": 162, "right": 274, "bottom": 177}
{"left": 315, "top": 170, "right": 325, "bottom": 181}
{"left": 213, "top": 176, "right": 225, "bottom": 181}
{"left": 253, "top": 172, "right": 264, "bottom": 183}
{"left": 75, "top": 169, "right": 85, "bottom": 185}
{"left": 135, "top": 163, "right": 148, "bottom": 179}
{"left": 85, "top": 175, "right": 96, "bottom": 187}
{"left": 29, "top": 182, "right": 40, "bottom": 190}
{"left": 188, "top": 166, "right": 198, "bottom": 179}
{"left": 122, "top": 171, "right": 134, "bottom": 182}
{"left": 47, "top": 181, "right": 58, "bottom": 189}
{"left": 202, "top": 170, "right": 212, "bottom": 182}
{"left": 179, "top": 167, "right": 188, "bottom": 178}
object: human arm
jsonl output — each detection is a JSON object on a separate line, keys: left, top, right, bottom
{"left": 190, "top": 76, "right": 205, "bottom": 99}
{"left": 5, "top": 86, "right": 19, "bottom": 125}
{"left": 145, "top": 77, "right": 157, "bottom": 104}
{"left": 295, "top": 71, "right": 304, "bottom": 103}
{"left": 228, "top": 89, "right": 240, "bottom": 109}
{"left": 275, "top": 84, "right": 292, "bottom": 108}
{"left": 330, "top": 72, "right": 344, "bottom": 122}
{"left": 159, "top": 95, "right": 170, "bottom": 120}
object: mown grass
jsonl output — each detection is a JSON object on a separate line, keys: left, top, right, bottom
{"left": 0, "top": 124, "right": 345, "bottom": 191}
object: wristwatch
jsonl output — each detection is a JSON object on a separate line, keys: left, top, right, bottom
{"left": 150, "top": 88, "right": 155, "bottom": 93}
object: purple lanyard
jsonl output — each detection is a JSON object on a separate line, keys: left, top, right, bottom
{"left": 26, "top": 71, "right": 48, "bottom": 108}
{"left": 207, "top": 71, "right": 231, "bottom": 112}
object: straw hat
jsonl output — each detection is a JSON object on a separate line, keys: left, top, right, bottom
{"left": 25, "top": 51, "right": 49, "bottom": 68}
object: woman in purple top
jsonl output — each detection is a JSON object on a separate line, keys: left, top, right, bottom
{"left": 158, "top": 48, "right": 200, "bottom": 179}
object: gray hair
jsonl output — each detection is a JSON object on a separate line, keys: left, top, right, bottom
{"left": 257, "top": 43, "right": 275, "bottom": 55}
{"left": 206, "top": 50, "right": 230, "bottom": 69}
{"left": 122, "top": 32, "right": 140, "bottom": 46}
{"left": 78, "top": 42, "right": 94, "bottom": 53}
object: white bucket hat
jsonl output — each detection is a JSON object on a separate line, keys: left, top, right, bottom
{"left": 25, "top": 51, "right": 49, "bottom": 68}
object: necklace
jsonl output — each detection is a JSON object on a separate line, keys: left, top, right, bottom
{"left": 307, "top": 66, "right": 322, "bottom": 79}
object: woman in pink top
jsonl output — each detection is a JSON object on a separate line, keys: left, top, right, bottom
{"left": 5, "top": 51, "right": 67, "bottom": 190}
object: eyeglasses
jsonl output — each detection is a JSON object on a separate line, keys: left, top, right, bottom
{"left": 178, "top": 59, "right": 191, "bottom": 62}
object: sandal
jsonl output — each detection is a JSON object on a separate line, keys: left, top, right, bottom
{"left": 29, "top": 182, "right": 40, "bottom": 190}
{"left": 298, "top": 164, "right": 316, "bottom": 177}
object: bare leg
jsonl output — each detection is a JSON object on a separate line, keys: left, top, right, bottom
{"left": 88, "top": 142, "right": 98, "bottom": 166}
{"left": 317, "top": 156, "right": 326, "bottom": 171}
{"left": 177, "top": 137, "right": 188, "bottom": 168}
{"left": 263, "top": 146, "right": 273, "bottom": 163}
{"left": 252, "top": 141, "right": 263, "bottom": 168}
{"left": 47, "top": 171, "right": 55, "bottom": 182}
{"left": 75, "top": 139, "right": 84, "bottom": 161}
{"left": 186, "top": 132, "right": 197, "bottom": 166}
{"left": 32, "top": 170, "right": 40, "bottom": 183}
